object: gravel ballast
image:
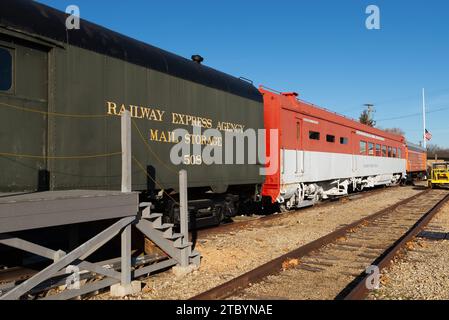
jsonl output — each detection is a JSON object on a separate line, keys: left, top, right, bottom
{"left": 368, "top": 200, "right": 449, "bottom": 300}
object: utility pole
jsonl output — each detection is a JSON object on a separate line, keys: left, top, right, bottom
{"left": 422, "top": 88, "right": 427, "bottom": 150}
{"left": 364, "top": 103, "right": 375, "bottom": 123}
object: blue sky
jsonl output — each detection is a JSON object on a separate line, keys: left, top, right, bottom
{"left": 37, "top": 0, "right": 449, "bottom": 147}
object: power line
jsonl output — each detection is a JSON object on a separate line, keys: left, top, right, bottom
{"left": 340, "top": 87, "right": 449, "bottom": 113}
{"left": 407, "top": 128, "right": 449, "bottom": 133}
{"left": 376, "top": 105, "right": 449, "bottom": 123}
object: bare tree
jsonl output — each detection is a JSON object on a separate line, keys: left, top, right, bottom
{"left": 427, "top": 144, "right": 440, "bottom": 153}
{"left": 427, "top": 144, "right": 449, "bottom": 160}
{"left": 383, "top": 128, "right": 405, "bottom": 136}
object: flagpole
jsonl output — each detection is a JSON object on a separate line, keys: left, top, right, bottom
{"left": 422, "top": 88, "right": 427, "bottom": 149}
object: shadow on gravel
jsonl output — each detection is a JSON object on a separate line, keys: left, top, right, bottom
{"left": 334, "top": 271, "right": 369, "bottom": 300}
{"left": 412, "top": 185, "right": 428, "bottom": 191}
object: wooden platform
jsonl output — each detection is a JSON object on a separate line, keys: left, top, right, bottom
{"left": 0, "top": 190, "right": 139, "bottom": 233}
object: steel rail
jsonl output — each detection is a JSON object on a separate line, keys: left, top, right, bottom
{"left": 190, "top": 190, "right": 430, "bottom": 300}
{"left": 344, "top": 191, "right": 449, "bottom": 300}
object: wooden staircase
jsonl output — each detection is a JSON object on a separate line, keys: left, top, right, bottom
{"left": 136, "top": 205, "right": 201, "bottom": 267}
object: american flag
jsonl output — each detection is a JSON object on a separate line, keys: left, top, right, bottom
{"left": 425, "top": 129, "right": 432, "bottom": 141}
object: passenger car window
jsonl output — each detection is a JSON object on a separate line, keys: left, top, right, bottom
{"left": 398, "top": 148, "right": 402, "bottom": 159}
{"left": 360, "top": 141, "right": 367, "bottom": 155}
{"left": 368, "top": 143, "right": 374, "bottom": 156}
{"left": 309, "top": 131, "right": 320, "bottom": 140}
{"left": 376, "top": 144, "right": 381, "bottom": 156}
{"left": 340, "top": 137, "right": 348, "bottom": 145}
{"left": 382, "top": 146, "right": 387, "bottom": 157}
{"left": 0, "top": 48, "right": 13, "bottom": 91}
{"left": 388, "top": 147, "right": 392, "bottom": 157}
{"left": 393, "top": 148, "right": 397, "bottom": 158}
{"left": 326, "top": 135, "right": 335, "bottom": 143}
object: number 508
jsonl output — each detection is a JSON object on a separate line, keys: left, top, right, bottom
{"left": 183, "top": 155, "right": 202, "bottom": 166}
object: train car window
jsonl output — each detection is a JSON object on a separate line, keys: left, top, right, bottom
{"left": 398, "top": 149, "right": 402, "bottom": 159}
{"left": 340, "top": 137, "right": 349, "bottom": 145}
{"left": 388, "top": 147, "right": 393, "bottom": 157}
{"left": 382, "top": 146, "right": 387, "bottom": 157}
{"left": 376, "top": 144, "right": 381, "bottom": 156}
{"left": 326, "top": 135, "right": 335, "bottom": 143}
{"left": 360, "top": 141, "right": 367, "bottom": 155}
{"left": 368, "top": 143, "right": 374, "bottom": 156}
{"left": 309, "top": 131, "right": 320, "bottom": 140}
{"left": 392, "top": 148, "right": 397, "bottom": 158}
{"left": 0, "top": 48, "right": 13, "bottom": 91}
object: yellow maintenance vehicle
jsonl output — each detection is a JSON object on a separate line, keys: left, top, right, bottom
{"left": 428, "top": 162, "right": 449, "bottom": 189}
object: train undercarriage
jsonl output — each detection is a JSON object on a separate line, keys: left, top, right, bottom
{"left": 142, "top": 173, "right": 406, "bottom": 227}
{"left": 277, "top": 173, "right": 404, "bottom": 211}
{"left": 142, "top": 185, "right": 258, "bottom": 229}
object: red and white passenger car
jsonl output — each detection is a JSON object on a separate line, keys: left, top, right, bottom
{"left": 260, "top": 87, "right": 406, "bottom": 210}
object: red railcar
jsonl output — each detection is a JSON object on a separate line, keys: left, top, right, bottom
{"left": 260, "top": 87, "right": 406, "bottom": 210}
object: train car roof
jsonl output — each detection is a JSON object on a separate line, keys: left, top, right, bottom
{"left": 406, "top": 141, "right": 427, "bottom": 153}
{"left": 260, "top": 88, "right": 406, "bottom": 143}
{"left": 299, "top": 100, "right": 405, "bottom": 143}
{"left": 0, "top": 0, "right": 262, "bottom": 103}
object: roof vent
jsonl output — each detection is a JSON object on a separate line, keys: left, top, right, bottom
{"left": 282, "top": 92, "right": 299, "bottom": 97}
{"left": 191, "top": 55, "right": 204, "bottom": 64}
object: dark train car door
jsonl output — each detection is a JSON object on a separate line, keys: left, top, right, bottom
{"left": 351, "top": 130, "right": 358, "bottom": 174}
{"left": 0, "top": 34, "right": 49, "bottom": 192}
{"left": 296, "top": 117, "right": 304, "bottom": 175}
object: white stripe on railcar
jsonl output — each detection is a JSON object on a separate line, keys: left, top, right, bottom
{"left": 277, "top": 149, "right": 406, "bottom": 208}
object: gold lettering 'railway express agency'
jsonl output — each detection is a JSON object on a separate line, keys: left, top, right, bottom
{"left": 106, "top": 101, "right": 246, "bottom": 133}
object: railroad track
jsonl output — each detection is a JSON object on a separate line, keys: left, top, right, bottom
{"left": 0, "top": 192, "right": 358, "bottom": 299}
{"left": 191, "top": 189, "right": 449, "bottom": 300}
